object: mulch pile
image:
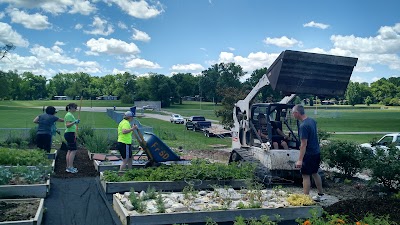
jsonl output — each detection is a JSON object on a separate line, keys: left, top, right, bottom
{"left": 53, "top": 148, "right": 98, "bottom": 178}
{"left": 324, "top": 197, "right": 400, "bottom": 223}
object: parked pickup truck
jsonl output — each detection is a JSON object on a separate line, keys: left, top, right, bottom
{"left": 185, "top": 116, "right": 212, "bottom": 131}
{"left": 360, "top": 133, "right": 400, "bottom": 154}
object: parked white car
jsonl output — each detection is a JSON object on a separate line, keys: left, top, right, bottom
{"left": 360, "top": 133, "right": 400, "bottom": 154}
{"left": 170, "top": 114, "right": 184, "bottom": 124}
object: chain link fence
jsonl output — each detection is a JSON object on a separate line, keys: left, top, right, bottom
{"left": 0, "top": 110, "right": 153, "bottom": 143}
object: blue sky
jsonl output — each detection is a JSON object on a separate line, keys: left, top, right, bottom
{"left": 0, "top": 0, "right": 399, "bottom": 84}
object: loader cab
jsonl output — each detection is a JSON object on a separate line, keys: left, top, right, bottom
{"left": 250, "top": 103, "right": 300, "bottom": 149}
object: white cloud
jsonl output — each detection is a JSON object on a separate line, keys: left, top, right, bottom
{"left": 84, "top": 16, "right": 114, "bottom": 36}
{"left": 112, "top": 68, "right": 128, "bottom": 74}
{"left": 331, "top": 23, "right": 400, "bottom": 54}
{"left": 132, "top": 28, "right": 150, "bottom": 42}
{"left": 303, "top": 21, "right": 330, "bottom": 29}
{"left": 69, "top": 0, "right": 97, "bottom": 15}
{"left": 54, "top": 41, "right": 65, "bottom": 46}
{"left": 0, "top": 0, "right": 96, "bottom": 15}
{"left": 228, "top": 47, "right": 235, "bottom": 51}
{"left": 86, "top": 38, "right": 140, "bottom": 55}
{"left": 125, "top": 58, "right": 161, "bottom": 69}
{"left": 218, "top": 51, "right": 279, "bottom": 78}
{"left": 8, "top": 8, "right": 51, "bottom": 30}
{"left": 74, "top": 47, "right": 81, "bottom": 53}
{"left": 171, "top": 63, "right": 204, "bottom": 71}
{"left": 0, "top": 22, "right": 29, "bottom": 47}
{"left": 105, "top": 0, "right": 164, "bottom": 19}
{"left": 75, "top": 23, "right": 83, "bottom": 29}
{"left": 263, "top": 36, "right": 301, "bottom": 48}
{"left": 0, "top": 12, "right": 5, "bottom": 19}
{"left": 118, "top": 21, "right": 127, "bottom": 29}
{"left": 0, "top": 44, "right": 101, "bottom": 78}
{"left": 30, "top": 44, "right": 100, "bottom": 69}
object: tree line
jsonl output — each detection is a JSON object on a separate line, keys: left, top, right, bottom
{"left": 1, "top": 63, "right": 400, "bottom": 108}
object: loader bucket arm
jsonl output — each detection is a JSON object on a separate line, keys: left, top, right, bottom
{"left": 268, "top": 50, "right": 358, "bottom": 96}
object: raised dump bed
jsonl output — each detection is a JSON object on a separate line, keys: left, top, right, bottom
{"left": 268, "top": 50, "right": 358, "bottom": 96}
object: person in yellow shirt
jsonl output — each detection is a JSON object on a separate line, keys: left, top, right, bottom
{"left": 118, "top": 111, "right": 138, "bottom": 171}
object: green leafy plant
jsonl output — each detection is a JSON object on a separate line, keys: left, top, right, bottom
{"left": 0, "top": 147, "right": 50, "bottom": 166}
{"left": 128, "top": 188, "right": 146, "bottom": 213}
{"left": 0, "top": 166, "right": 50, "bottom": 185}
{"left": 84, "top": 133, "right": 111, "bottom": 153}
{"left": 103, "top": 159, "right": 256, "bottom": 182}
{"left": 366, "top": 146, "right": 400, "bottom": 191}
{"left": 156, "top": 192, "right": 165, "bottom": 213}
{"left": 145, "top": 186, "right": 157, "bottom": 200}
{"left": 77, "top": 125, "right": 94, "bottom": 144}
{"left": 321, "top": 140, "right": 372, "bottom": 178}
{"left": 297, "top": 209, "right": 397, "bottom": 225}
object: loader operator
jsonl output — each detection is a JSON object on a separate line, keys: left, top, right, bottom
{"left": 257, "top": 114, "right": 289, "bottom": 149}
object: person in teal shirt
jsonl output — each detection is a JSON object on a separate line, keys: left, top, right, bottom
{"left": 64, "top": 103, "right": 80, "bottom": 174}
{"left": 117, "top": 111, "right": 138, "bottom": 171}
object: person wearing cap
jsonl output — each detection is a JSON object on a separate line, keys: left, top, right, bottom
{"left": 33, "top": 106, "right": 64, "bottom": 153}
{"left": 117, "top": 111, "right": 138, "bottom": 171}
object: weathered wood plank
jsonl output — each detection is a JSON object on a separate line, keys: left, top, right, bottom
{"left": 0, "top": 180, "right": 50, "bottom": 198}
{"left": 113, "top": 195, "right": 321, "bottom": 225}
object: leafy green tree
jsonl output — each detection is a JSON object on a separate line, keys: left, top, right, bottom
{"left": 134, "top": 76, "right": 151, "bottom": 101}
{"left": 244, "top": 67, "right": 282, "bottom": 102}
{"left": 345, "top": 82, "right": 362, "bottom": 106}
{"left": 0, "top": 71, "right": 10, "bottom": 99}
{"left": 365, "top": 96, "right": 373, "bottom": 106}
{"left": 171, "top": 73, "right": 197, "bottom": 104}
{"left": 200, "top": 63, "right": 245, "bottom": 103}
{"left": 19, "top": 72, "right": 47, "bottom": 100}
{"left": 370, "top": 78, "right": 397, "bottom": 104}
{"left": 148, "top": 73, "right": 174, "bottom": 107}
{"left": 215, "top": 87, "right": 247, "bottom": 128}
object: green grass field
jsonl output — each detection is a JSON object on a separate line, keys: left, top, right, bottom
{"left": 0, "top": 101, "right": 399, "bottom": 147}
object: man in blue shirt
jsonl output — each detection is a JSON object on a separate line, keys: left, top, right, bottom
{"left": 292, "top": 104, "right": 325, "bottom": 201}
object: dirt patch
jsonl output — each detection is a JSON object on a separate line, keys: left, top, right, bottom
{"left": 180, "top": 148, "right": 231, "bottom": 163}
{"left": 0, "top": 199, "right": 40, "bottom": 222}
{"left": 53, "top": 148, "right": 98, "bottom": 178}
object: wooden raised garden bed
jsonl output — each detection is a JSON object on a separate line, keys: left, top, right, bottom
{"left": 0, "top": 180, "right": 50, "bottom": 198}
{"left": 46, "top": 149, "right": 57, "bottom": 160}
{"left": 0, "top": 198, "right": 44, "bottom": 225}
{"left": 100, "top": 172, "right": 248, "bottom": 194}
{"left": 93, "top": 160, "right": 147, "bottom": 172}
{"left": 113, "top": 194, "right": 320, "bottom": 225}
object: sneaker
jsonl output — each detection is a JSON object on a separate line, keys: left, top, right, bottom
{"left": 312, "top": 194, "right": 326, "bottom": 202}
{"left": 66, "top": 167, "right": 78, "bottom": 173}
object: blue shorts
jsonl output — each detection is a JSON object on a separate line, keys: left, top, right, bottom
{"left": 117, "top": 142, "right": 132, "bottom": 159}
{"left": 301, "top": 153, "right": 321, "bottom": 175}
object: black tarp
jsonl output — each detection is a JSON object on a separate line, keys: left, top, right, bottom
{"left": 43, "top": 177, "right": 121, "bottom": 225}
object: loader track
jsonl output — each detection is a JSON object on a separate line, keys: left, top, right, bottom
{"left": 232, "top": 148, "right": 295, "bottom": 186}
